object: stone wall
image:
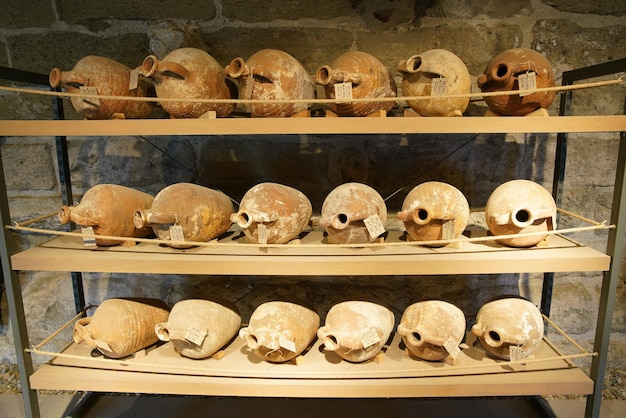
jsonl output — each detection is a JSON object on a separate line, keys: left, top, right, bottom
{"left": 0, "top": 0, "right": 625, "bottom": 396}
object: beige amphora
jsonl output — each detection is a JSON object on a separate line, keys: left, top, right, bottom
{"left": 397, "top": 300, "right": 466, "bottom": 362}
{"left": 58, "top": 184, "right": 154, "bottom": 246}
{"left": 319, "top": 182, "right": 387, "bottom": 244}
{"left": 397, "top": 181, "right": 470, "bottom": 246}
{"left": 73, "top": 298, "right": 170, "bottom": 359}
{"left": 231, "top": 182, "right": 312, "bottom": 244}
{"left": 134, "top": 182, "right": 233, "bottom": 249}
{"left": 485, "top": 179, "right": 556, "bottom": 247}
{"left": 471, "top": 297, "right": 544, "bottom": 360}
{"left": 49, "top": 55, "right": 156, "bottom": 119}
{"left": 140, "top": 47, "right": 236, "bottom": 118}
{"left": 155, "top": 299, "right": 241, "bottom": 359}
{"left": 397, "top": 49, "right": 471, "bottom": 117}
{"left": 314, "top": 51, "right": 397, "bottom": 117}
{"left": 224, "top": 49, "right": 315, "bottom": 117}
{"left": 239, "top": 301, "right": 320, "bottom": 363}
{"left": 317, "top": 301, "right": 394, "bottom": 363}
{"left": 477, "top": 48, "right": 556, "bottom": 116}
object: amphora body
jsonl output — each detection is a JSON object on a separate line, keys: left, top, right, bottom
{"left": 471, "top": 297, "right": 544, "bottom": 360}
{"left": 485, "top": 179, "right": 556, "bottom": 247}
{"left": 397, "top": 49, "right": 471, "bottom": 116}
{"left": 73, "top": 298, "right": 170, "bottom": 358}
{"left": 239, "top": 301, "right": 320, "bottom": 363}
{"left": 49, "top": 55, "right": 155, "bottom": 119}
{"left": 225, "top": 49, "right": 315, "bottom": 117}
{"left": 59, "top": 184, "right": 154, "bottom": 246}
{"left": 317, "top": 301, "right": 394, "bottom": 363}
{"left": 397, "top": 181, "right": 469, "bottom": 246}
{"left": 155, "top": 299, "right": 241, "bottom": 359}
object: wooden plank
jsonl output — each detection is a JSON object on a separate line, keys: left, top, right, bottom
{"left": 1, "top": 115, "right": 625, "bottom": 137}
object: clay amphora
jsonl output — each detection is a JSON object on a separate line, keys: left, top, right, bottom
{"left": 485, "top": 179, "right": 557, "bottom": 247}
{"left": 397, "top": 49, "right": 471, "bottom": 117}
{"left": 59, "top": 184, "right": 154, "bottom": 246}
{"left": 471, "top": 297, "right": 544, "bottom": 360}
{"left": 397, "top": 300, "right": 466, "bottom": 361}
{"left": 224, "top": 49, "right": 315, "bottom": 117}
{"left": 133, "top": 183, "right": 233, "bottom": 249}
{"left": 155, "top": 299, "right": 241, "bottom": 359}
{"left": 314, "top": 51, "right": 397, "bottom": 117}
{"left": 231, "top": 182, "right": 312, "bottom": 244}
{"left": 318, "top": 301, "right": 394, "bottom": 363}
{"left": 239, "top": 301, "right": 320, "bottom": 363}
{"left": 397, "top": 181, "right": 470, "bottom": 246}
{"left": 49, "top": 55, "right": 155, "bottom": 119}
{"left": 319, "top": 182, "right": 387, "bottom": 244}
{"left": 73, "top": 298, "right": 170, "bottom": 359}
{"left": 140, "top": 47, "right": 235, "bottom": 118}
{"left": 477, "top": 48, "right": 556, "bottom": 116}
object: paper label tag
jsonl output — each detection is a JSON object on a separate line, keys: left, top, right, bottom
{"left": 432, "top": 77, "right": 447, "bottom": 96}
{"left": 279, "top": 336, "right": 297, "bottom": 353}
{"left": 79, "top": 86, "right": 100, "bottom": 107}
{"left": 443, "top": 337, "right": 461, "bottom": 359}
{"left": 184, "top": 326, "right": 207, "bottom": 346}
{"left": 81, "top": 226, "right": 97, "bottom": 248}
{"left": 129, "top": 68, "right": 139, "bottom": 90}
{"left": 169, "top": 224, "right": 185, "bottom": 242}
{"left": 518, "top": 72, "right": 537, "bottom": 96}
{"left": 441, "top": 219, "right": 456, "bottom": 240}
{"left": 361, "top": 327, "right": 381, "bottom": 349}
{"left": 244, "top": 74, "right": 255, "bottom": 99}
{"left": 257, "top": 223, "right": 268, "bottom": 245}
{"left": 509, "top": 345, "right": 526, "bottom": 362}
{"left": 334, "top": 82, "right": 353, "bottom": 100}
{"left": 364, "top": 214, "right": 386, "bottom": 239}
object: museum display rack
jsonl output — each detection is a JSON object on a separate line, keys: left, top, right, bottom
{"left": 0, "top": 59, "right": 624, "bottom": 418}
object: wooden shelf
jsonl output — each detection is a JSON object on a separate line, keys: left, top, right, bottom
{"left": 1, "top": 115, "right": 625, "bottom": 137}
{"left": 30, "top": 333, "right": 593, "bottom": 398}
{"left": 11, "top": 231, "right": 610, "bottom": 275}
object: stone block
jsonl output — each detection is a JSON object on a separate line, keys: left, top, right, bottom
{"left": 540, "top": 0, "right": 625, "bottom": 16}
{"left": 1, "top": 143, "right": 56, "bottom": 191}
{"left": 0, "top": 0, "right": 55, "bottom": 29}
{"left": 222, "top": 0, "right": 355, "bottom": 22}
{"left": 426, "top": 0, "right": 532, "bottom": 18}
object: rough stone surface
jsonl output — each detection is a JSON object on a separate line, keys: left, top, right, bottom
{"left": 540, "top": 0, "right": 626, "bottom": 16}
{"left": 0, "top": 0, "right": 55, "bottom": 30}
{"left": 1, "top": 143, "right": 56, "bottom": 192}
{"left": 426, "top": 0, "right": 533, "bottom": 19}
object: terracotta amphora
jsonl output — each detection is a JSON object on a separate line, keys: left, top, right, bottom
{"left": 155, "top": 298, "right": 241, "bottom": 359}
{"left": 318, "top": 301, "right": 394, "bottom": 363}
{"left": 485, "top": 179, "right": 557, "bottom": 247}
{"left": 224, "top": 49, "right": 315, "bottom": 117}
{"left": 231, "top": 182, "right": 312, "bottom": 244}
{"left": 319, "top": 182, "right": 387, "bottom": 244}
{"left": 397, "top": 49, "right": 471, "bottom": 117}
{"left": 477, "top": 48, "right": 556, "bottom": 116}
{"left": 397, "top": 300, "right": 466, "bottom": 361}
{"left": 471, "top": 297, "right": 544, "bottom": 360}
{"left": 397, "top": 181, "right": 470, "bottom": 246}
{"left": 59, "top": 184, "right": 154, "bottom": 246}
{"left": 239, "top": 301, "right": 320, "bottom": 363}
{"left": 314, "top": 51, "right": 397, "bottom": 117}
{"left": 140, "top": 47, "right": 236, "bottom": 118}
{"left": 133, "top": 183, "right": 233, "bottom": 249}
{"left": 49, "top": 55, "right": 155, "bottom": 119}
{"left": 73, "top": 297, "right": 170, "bottom": 359}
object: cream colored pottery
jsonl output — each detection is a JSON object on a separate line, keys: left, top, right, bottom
{"left": 224, "top": 49, "right": 315, "bottom": 117}
{"left": 140, "top": 47, "right": 235, "bottom": 118}
{"left": 314, "top": 51, "right": 397, "bottom": 117}
{"left": 485, "top": 179, "right": 557, "bottom": 247}
{"left": 471, "top": 297, "right": 544, "bottom": 360}
{"left": 49, "top": 55, "right": 155, "bottom": 119}
{"left": 239, "top": 301, "right": 320, "bottom": 363}
{"left": 58, "top": 184, "right": 154, "bottom": 246}
{"left": 477, "top": 48, "right": 556, "bottom": 116}
{"left": 317, "top": 301, "right": 394, "bottom": 363}
{"left": 319, "top": 182, "right": 387, "bottom": 244}
{"left": 73, "top": 298, "right": 170, "bottom": 359}
{"left": 155, "top": 299, "right": 241, "bottom": 359}
{"left": 397, "top": 300, "right": 466, "bottom": 361}
{"left": 397, "top": 49, "right": 471, "bottom": 117}
{"left": 397, "top": 181, "right": 470, "bottom": 246}
{"left": 231, "top": 182, "right": 312, "bottom": 244}
{"left": 133, "top": 183, "right": 233, "bottom": 249}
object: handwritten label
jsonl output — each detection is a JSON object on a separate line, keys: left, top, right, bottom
{"left": 81, "top": 226, "right": 97, "bottom": 248}
{"left": 169, "top": 224, "right": 185, "bottom": 243}
{"left": 518, "top": 72, "right": 537, "bottom": 97}
{"left": 184, "top": 326, "right": 207, "bottom": 346}
{"left": 279, "top": 336, "right": 297, "bottom": 353}
{"left": 441, "top": 219, "right": 455, "bottom": 240}
{"left": 334, "top": 82, "right": 353, "bottom": 100}
{"left": 443, "top": 337, "right": 461, "bottom": 360}
{"left": 361, "top": 327, "right": 381, "bottom": 349}
{"left": 257, "top": 223, "right": 268, "bottom": 245}
{"left": 364, "top": 214, "right": 386, "bottom": 239}
{"left": 244, "top": 74, "right": 255, "bottom": 99}
{"left": 432, "top": 77, "right": 447, "bottom": 96}
{"left": 509, "top": 345, "right": 525, "bottom": 362}
{"left": 79, "top": 86, "right": 100, "bottom": 107}
{"left": 129, "top": 68, "right": 139, "bottom": 90}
